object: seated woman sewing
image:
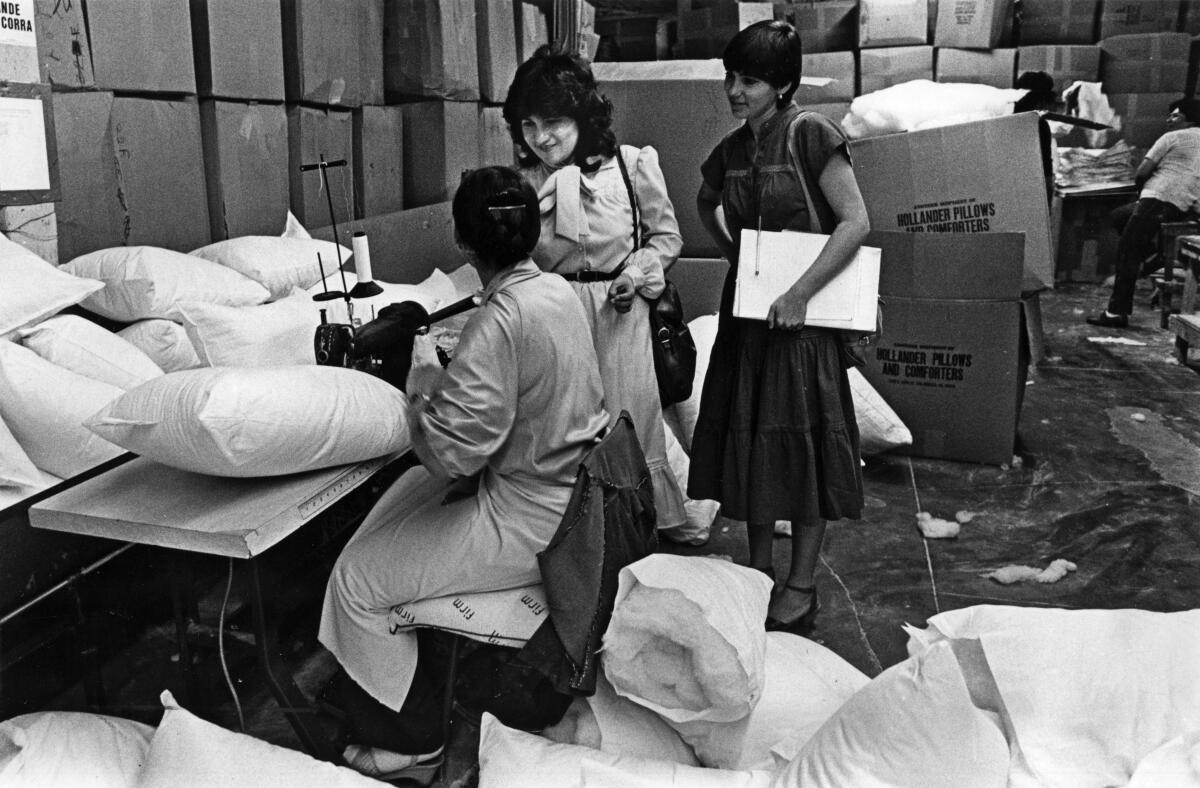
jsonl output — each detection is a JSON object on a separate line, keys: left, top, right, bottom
{"left": 318, "top": 166, "right": 610, "bottom": 782}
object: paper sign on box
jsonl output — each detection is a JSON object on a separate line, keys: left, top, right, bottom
{"left": 733, "top": 229, "right": 880, "bottom": 331}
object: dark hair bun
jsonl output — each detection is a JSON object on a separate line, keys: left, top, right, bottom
{"left": 453, "top": 168, "right": 540, "bottom": 266}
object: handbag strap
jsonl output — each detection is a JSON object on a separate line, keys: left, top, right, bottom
{"left": 784, "top": 112, "right": 832, "bottom": 235}
{"left": 615, "top": 147, "right": 641, "bottom": 249}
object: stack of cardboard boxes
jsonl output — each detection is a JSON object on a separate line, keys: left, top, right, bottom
{"left": 5, "top": 0, "right": 554, "bottom": 267}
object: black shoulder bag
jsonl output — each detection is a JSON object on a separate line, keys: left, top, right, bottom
{"left": 615, "top": 148, "right": 697, "bottom": 406}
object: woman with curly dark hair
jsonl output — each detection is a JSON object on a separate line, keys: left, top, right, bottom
{"left": 502, "top": 46, "right": 689, "bottom": 539}
{"left": 688, "top": 21, "right": 869, "bottom": 635}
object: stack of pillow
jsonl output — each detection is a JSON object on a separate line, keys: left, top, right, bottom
{"left": 1, "top": 217, "right": 469, "bottom": 498}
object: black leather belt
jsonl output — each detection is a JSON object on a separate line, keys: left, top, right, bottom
{"left": 559, "top": 262, "right": 626, "bottom": 282}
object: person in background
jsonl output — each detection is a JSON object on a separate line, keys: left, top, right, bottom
{"left": 1013, "top": 70, "right": 1060, "bottom": 204}
{"left": 1088, "top": 97, "right": 1200, "bottom": 328}
{"left": 502, "top": 47, "right": 690, "bottom": 541}
{"left": 318, "top": 167, "right": 608, "bottom": 783}
{"left": 688, "top": 20, "right": 869, "bottom": 635}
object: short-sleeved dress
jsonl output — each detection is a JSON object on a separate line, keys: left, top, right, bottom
{"left": 522, "top": 145, "right": 688, "bottom": 532}
{"left": 686, "top": 104, "right": 864, "bottom": 526}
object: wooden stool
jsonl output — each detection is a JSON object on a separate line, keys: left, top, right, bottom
{"left": 1158, "top": 221, "right": 1200, "bottom": 328}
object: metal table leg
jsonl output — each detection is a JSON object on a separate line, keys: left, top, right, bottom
{"left": 248, "top": 557, "right": 339, "bottom": 763}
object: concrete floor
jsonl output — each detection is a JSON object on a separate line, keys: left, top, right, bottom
{"left": 39, "top": 280, "right": 1200, "bottom": 785}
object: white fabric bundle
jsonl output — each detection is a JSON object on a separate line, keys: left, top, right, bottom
{"left": 544, "top": 673, "right": 700, "bottom": 766}
{"left": 847, "top": 367, "right": 911, "bottom": 455}
{"left": 905, "top": 604, "right": 1200, "bottom": 788}
{"left": 86, "top": 366, "right": 410, "bottom": 477}
{"left": 602, "top": 555, "right": 771, "bottom": 725}
{"left": 771, "top": 638, "right": 1011, "bottom": 787}
{"left": 478, "top": 713, "right": 771, "bottom": 788}
{"left": 0, "top": 232, "right": 103, "bottom": 337}
{"left": 0, "top": 413, "right": 41, "bottom": 489}
{"left": 677, "top": 633, "right": 869, "bottom": 771}
{"left": 841, "top": 80, "right": 1026, "bottom": 140}
{"left": 0, "top": 710, "right": 154, "bottom": 787}
{"left": 189, "top": 235, "right": 351, "bottom": 300}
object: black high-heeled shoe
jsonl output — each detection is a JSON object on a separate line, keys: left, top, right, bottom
{"left": 765, "top": 583, "right": 820, "bottom": 636}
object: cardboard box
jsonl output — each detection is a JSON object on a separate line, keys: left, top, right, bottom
{"left": 859, "top": 0, "right": 929, "bottom": 49}
{"left": 1, "top": 0, "right": 39, "bottom": 82}
{"left": 191, "top": 0, "right": 284, "bottom": 101}
{"left": 287, "top": 105, "right": 356, "bottom": 229}
{"left": 592, "top": 60, "right": 740, "bottom": 258}
{"left": 774, "top": 0, "right": 859, "bottom": 54}
{"left": 283, "top": 0, "right": 379, "bottom": 106}
{"left": 934, "top": 0, "right": 1012, "bottom": 48}
{"left": 52, "top": 92, "right": 124, "bottom": 261}
{"left": 800, "top": 51, "right": 857, "bottom": 102}
{"left": 515, "top": 0, "right": 549, "bottom": 61}
{"left": 200, "top": 100, "right": 290, "bottom": 240}
{"left": 109, "top": 97, "right": 211, "bottom": 251}
{"left": 862, "top": 231, "right": 1026, "bottom": 465}
{"left": 386, "top": 0, "right": 479, "bottom": 102}
{"left": 859, "top": 45, "right": 934, "bottom": 94}
{"left": 1183, "top": 0, "right": 1200, "bottom": 34}
{"left": 1097, "top": 0, "right": 1180, "bottom": 38}
{"left": 87, "top": 0, "right": 196, "bottom": 94}
{"left": 678, "top": 1, "right": 774, "bottom": 58}
{"left": 935, "top": 47, "right": 1017, "bottom": 88}
{"left": 0, "top": 203, "right": 57, "bottom": 264}
{"left": 400, "top": 100, "right": 481, "bottom": 208}
{"left": 1108, "top": 92, "right": 1174, "bottom": 147}
{"left": 1100, "top": 33, "right": 1190, "bottom": 93}
{"left": 479, "top": 105, "right": 515, "bottom": 167}
{"left": 849, "top": 112, "right": 1053, "bottom": 286}
{"left": 33, "top": 0, "right": 92, "bottom": 88}
{"left": 595, "top": 14, "right": 664, "bottom": 62}
{"left": 353, "top": 105, "right": 405, "bottom": 218}
{"left": 1017, "top": 45, "right": 1101, "bottom": 86}
{"left": 310, "top": 202, "right": 458, "bottom": 283}
{"left": 477, "top": 0, "right": 520, "bottom": 102}
{"left": 1015, "top": 0, "right": 1098, "bottom": 45}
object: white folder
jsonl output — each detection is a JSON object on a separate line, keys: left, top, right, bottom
{"left": 733, "top": 229, "right": 880, "bottom": 331}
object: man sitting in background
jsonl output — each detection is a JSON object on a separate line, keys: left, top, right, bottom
{"left": 1087, "top": 97, "right": 1200, "bottom": 328}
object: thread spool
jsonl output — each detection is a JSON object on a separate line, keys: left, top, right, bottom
{"left": 349, "top": 231, "right": 383, "bottom": 297}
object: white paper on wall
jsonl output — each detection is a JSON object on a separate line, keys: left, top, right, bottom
{"left": 0, "top": 96, "right": 49, "bottom": 191}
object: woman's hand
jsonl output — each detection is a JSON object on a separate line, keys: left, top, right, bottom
{"left": 405, "top": 334, "right": 443, "bottom": 399}
{"left": 768, "top": 291, "right": 809, "bottom": 331}
{"left": 608, "top": 271, "right": 637, "bottom": 313}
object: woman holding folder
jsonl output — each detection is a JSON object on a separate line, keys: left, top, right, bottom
{"left": 687, "top": 20, "right": 870, "bottom": 635}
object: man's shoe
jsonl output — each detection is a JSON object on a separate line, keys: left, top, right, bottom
{"left": 1086, "top": 312, "right": 1129, "bottom": 328}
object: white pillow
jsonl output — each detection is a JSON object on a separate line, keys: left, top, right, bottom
{"left": 62, "top": 246, "right": 270, "bottom": 322}
{"left": 137, "top": 690, "right": 383, "bottom": 788}
{"left": 17, "top": 314, "right": 164, "bottom": 390}
{"left": 176, "top": 291, "right": 314, "bottom": 367}
{"left": 307, "top": 267, "right": 459, "bottom": 326}
{"left": 0, "top": 710, "right": 153, "bottom": 788}
{"left": 478, "top": 713, "right": 770, "bottom": 788}
{"left": 86, "top": 366, "right": 410, "bottom": 477}
{"left": 189, "top": 236, "right": 352, "bottom": 300}
{"left": 847, "top": 367, "right": 912, "bottom": 456}
{"left": 1127, "top": 730, "right": 1200, "bottom": 787}
{"left": 772, "top": 640, "right": 1010, "bottom": 788}
{"left": 1, "top": 414, "right": 41, "bottom": 488}
{"left": 117, "top": 319, "right": 203, "bottom": 373}
{"left": 0, "top": 341, "right": 125, "bottom": 479}
{"left": 0, "top": 469, "right": 60, "bottom": 510}
{"left": 664, "top": 313, "right": 718, "bottom": 453}
{"left": 282, "top": 210, "right": 310, "bottom": 239}
{"left": 0, "top": 232, "right": 104, "bottom": 337}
